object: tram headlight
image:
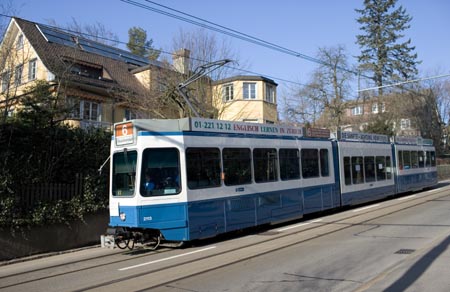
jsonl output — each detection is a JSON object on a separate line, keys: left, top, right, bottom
{"left": 119, "top": 212, "right": 126, "bottom": 221}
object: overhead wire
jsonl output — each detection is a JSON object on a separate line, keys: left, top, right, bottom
{"left": 120, "top": 0, "right": 366, "bottom": 78}
{"left": 0, "top": 13, "right": 360, "bottom": 99}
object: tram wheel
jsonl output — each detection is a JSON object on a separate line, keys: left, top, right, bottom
{"left": 145, "top": 234, "right": 161, "bottom": 250}
{"left": 116, "top": 238, "right": 130, "bottom": 249}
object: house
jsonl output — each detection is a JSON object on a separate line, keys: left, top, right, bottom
{"left": 212, "top": 75, "right": 278, "bottom": 124}
{"left": 341, "top": 93, "right": 434, "bottom": 137}
{"left": 0, "top": 17, "right": 279, "bottom": 128}
{"left": 0, "top": 17, "right": 153, "bottom": 128}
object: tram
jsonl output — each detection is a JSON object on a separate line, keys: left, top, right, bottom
{"left": 105, "top": 118, "right": 437, "bottom": 249}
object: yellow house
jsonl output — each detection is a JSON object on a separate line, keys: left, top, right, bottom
{"left": 0, "top": 17, "right": 150, "bottom": 128}
{"left": 212, "top": 76, "right": 278, "bottom": 123}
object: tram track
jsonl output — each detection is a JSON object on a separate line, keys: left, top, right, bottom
{"left": 73, "top": 184, "right": 450, "bottom": 291}
{"left": 0, "top": 247, "right": 175, "bottom": 290}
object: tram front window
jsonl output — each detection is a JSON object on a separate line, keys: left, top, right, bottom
{"left": 112, "top": 150, "right": 137, "bottom": 196}
{"left": 140, "top": 148, "right": 181, "bottom": 197}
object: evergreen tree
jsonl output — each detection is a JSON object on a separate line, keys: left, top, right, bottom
{"left": 127, "top": 26, "right": 160, "bottom": 60}
{"left": 356, "top": 0, "right": 420, "bottom": 95}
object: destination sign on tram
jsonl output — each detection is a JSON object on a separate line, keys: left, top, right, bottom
{"left": 115, "top": 122, "right": 135, "bottom": 146}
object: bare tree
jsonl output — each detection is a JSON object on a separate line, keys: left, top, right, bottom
{"left": 286, "top": 45, "right": 353, "bottom": 131}
{"left": 169, "top": 28, "right": 246, "bottom": 118}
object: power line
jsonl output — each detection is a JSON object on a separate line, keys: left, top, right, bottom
{"left": 357, "top": 73, "right": 450, "bottom": 92}
{"left": 120, "top": 0, "right": 365, "bottom": 77}
{"left": 0, "top": 13, "right": 360, "bottom": 99}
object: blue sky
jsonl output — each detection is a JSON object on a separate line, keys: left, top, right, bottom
{"left": 8, "top": 0, "right": 450, "bottom": 96}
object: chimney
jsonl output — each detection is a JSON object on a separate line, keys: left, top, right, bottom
{"left": 172, "top": 48, "right": 190, "bottom": 74}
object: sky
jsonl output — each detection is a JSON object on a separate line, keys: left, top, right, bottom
{"left": 4, "top": 0, "right": 450, "bottom": 98}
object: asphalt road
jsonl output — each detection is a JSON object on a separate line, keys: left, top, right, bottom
{"left": 1, "top": 183, "right": 450, "bottom": 292}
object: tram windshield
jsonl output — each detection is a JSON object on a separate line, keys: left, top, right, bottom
{"left": 112, "top": 150, "right": 137, "bottom": 196}
{"left": 140, "top": 148, "right": 181, "bottom": 197}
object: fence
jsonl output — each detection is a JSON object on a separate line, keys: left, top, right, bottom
{"left": 16, "top": 175, "right": 84, "bottom": 208}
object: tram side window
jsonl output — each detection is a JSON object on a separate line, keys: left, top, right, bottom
{"left": 254, "top": 148, "right": 278, "bottom": 183}
{"left": 352, "top": 156, "right": 364, "bottom": 184}
{"left": 320, "top": 149, "right": 329, "bottom": 177}
{"left": 112, "top": 150, "right": 137, "bottom": 196}
{"left": 364, "top": 156, "right": 376, "bottom": 183}
{"left": 186, "top": 148, "right": 221, "bottom": 189}
{"left": 431, "top": 151, "right": 436, "bottom": 167}
{"left": 223, "top": 148, "right": 252, "bottom": 186}
{"left": 418, "top": 151, "right": 425, "bottom": 168}
{"left": 411, "top": 151, "right": 419, "bottom": 168}
{"left": 425, "top": 151, "right": 431, "bottom": 167}
{"left": 398, "top": 151, "right": 404, "bottom": 170}
{"left": 301, "top": 149, "right": 319, "bottom": 178}
{"left": 344, "top": 157, "right": 351, "bottom": 185}
{"left": 403, "top": 151, "right": 411, "bottom": 169}
{"left": 376, "top": 156, "right": 386, "bottom": 181}
{"left": 279, "top": 148, "right": 300, "bottom": 180}
{"left": 140, "top": 148, "right": 181, "bottom": 197}
{"left": 386, "top": 156, "right": 392, "bottom": 179}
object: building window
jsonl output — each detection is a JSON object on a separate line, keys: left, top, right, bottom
{"left": 124, "top": 109, "right": 137, "bottom": 121}
{"left": 381, "top": 102, "right": 386, "bottom": 112}
{"left": 16, "top": 34, "right": 24, "bottom": 50}
{"left": 243, "top": 82, "right": 256, "bottom": 99}
{"left": 47, "top": 71, "right": 55, "bottom": 81}
{"left": 28, "top": 59, "right": 37, "bottom": 81}
{"left": 83, "top": 101, "right": 100, "bottom": 121}
{"left": 371, "top": 103, "right": 378, "bottom": 113}
{"left": 400, "top": 118, "right": 411, "bottom": 130}
{"left": 68, "top": 99, "right": 101, "bottom": 121}
{"left": 1, "top": 71, "right": 10, "bottom": 92}
{"left": 352, "top": 105, "right": 362, "bottom": 116}
{"left": 265, "top": 84, "right": 275, "bottom": 103}
{"left": 222, "top": 84, "right": 233, "bottom": 102}
{"left": 14, "top": 64, "right": 23, "bottom": 86}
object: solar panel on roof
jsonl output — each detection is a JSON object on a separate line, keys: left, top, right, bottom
{"left": 36, "top": 24, "right": 150, "bottom": 66}
{"left": 37, "top": 25, "right": 78, "bottom": 48}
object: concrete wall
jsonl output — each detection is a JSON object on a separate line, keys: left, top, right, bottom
{"left": 0, "top": 210, "right": 109, "bottom": 262}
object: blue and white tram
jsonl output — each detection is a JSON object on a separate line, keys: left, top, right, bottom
{"left": 337, "top": 132, "right": 396, "bottom": 206}
{"left": 394, "top": 136, "right": 438, "bottom": 193}
{"left": 107, "top": 118, "right": 338, "bottom": 248}
{"left": 106, "top": 118, "right": 438, "bottom": 249}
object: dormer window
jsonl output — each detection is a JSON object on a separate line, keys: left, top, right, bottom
{"left": 64, "top": 59, "right": 111, "bottom": 81}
